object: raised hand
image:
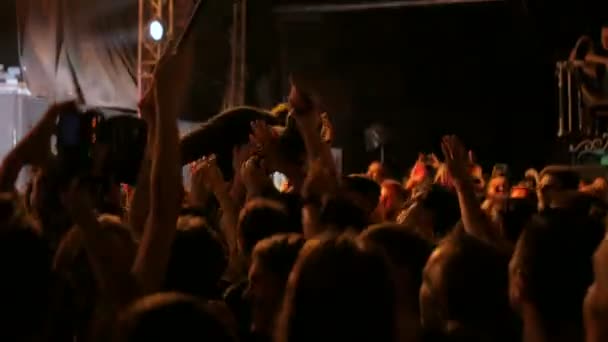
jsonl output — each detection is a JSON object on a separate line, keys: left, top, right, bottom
{"left": 240, "top": 155, "right": 270, "bottom": 197}
{"left": 288, "top": 82, "right": 315, "bottom": 117}
{"left": 410, "top": 153, "right": 427, "bottom": 180}
{"left": 250, "top": 120, "right": 281, "bottom": 169}
{"left": 192, "top": 154, "right": 226, "bottom": 194}
{"left": 440, "top": 135, "right": 470, "bottom": 184}
{"left": 27, "top": 100, "right": 78, "bottom": 165}
{"left": 232, "top": 143, "right": 258, "bottom": 178}
{"left": 250, "top": 120, "right": 276, "bottom": 149}
{"left": 303, "top": 157, "right": 337, "bottom": 201}
{"left": 320, "top": 112, "right": 334, "bottom": 144}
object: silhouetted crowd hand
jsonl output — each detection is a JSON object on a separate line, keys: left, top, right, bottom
{"left": 1, "top": 69, "right": 608, "bottom": 342}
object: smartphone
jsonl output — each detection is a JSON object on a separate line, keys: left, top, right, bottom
{"left": 271, "top": 172, "right": 288, "bottom": 192}
{"left": 57, "top": 112, "right": 83, "bottom": 147}
{"left": 55, "top": 109, "right": 104, "bottom": 184}
{"left": 492, "top": 164, "right": 509, "bottom": 178}
{"left": 510, "top": 186, "right": 529, "bottom": 199}
{"left": 98, "top": 115, "right": 147, "bottom": 185}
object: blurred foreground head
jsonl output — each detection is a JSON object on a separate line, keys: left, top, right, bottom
{"left": 247, "top": 234, "right": 306, "bottom": 337}
{"left": 537, "top": 166, "right": 580, "bottom": 211}
{"left": 367, "top": 161, "right": 385, "bottom": 184}
{"left": 275, "top": 232, "right": 397, "bottom": 342}
{"left": 509, "top": 211, "right": 603, "bottom": 335}
{"left": 116, "top": 292, "right": 236, "bottom": 342}
{"left": 420, "top": 231, "right": 517, "bottom": 341}
{"left": 0, "top": 193, "right": 52, "bottom": 341}
{"left": 361, "top": 223, "right": 432, "bottom": 342}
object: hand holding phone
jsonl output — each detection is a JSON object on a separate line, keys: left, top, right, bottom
{"left": 492, "top": 164, "right": 509, "bottom": 178}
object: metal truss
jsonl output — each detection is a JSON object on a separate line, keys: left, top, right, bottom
{"left": 227, "top": 0, "right": 247, "bottom": 107}
{"left": 137, "top": 0, "right": 175, "bottom": 101}
{"left": 136, "top": 0, "right": 247, "bottom": 109}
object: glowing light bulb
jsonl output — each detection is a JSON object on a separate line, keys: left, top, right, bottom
{"left": 149, "top": 20, "right": 164, "bottom": 41}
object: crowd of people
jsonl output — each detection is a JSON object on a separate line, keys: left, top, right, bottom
{"left": 3, "top": 51, "right": 608, "bottom": 342}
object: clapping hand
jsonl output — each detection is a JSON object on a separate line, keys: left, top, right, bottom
{"left": 240, "top": 155, "right": 270, "bottom": 196}
{"left": 192, "top": 154, "right": 226, "bottom": 194}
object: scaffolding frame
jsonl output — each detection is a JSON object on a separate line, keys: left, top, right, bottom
{"left": 226, "top": 0, "right": 247, "bottom": 107}
{"left": 137, "top": 0, "right": 175, "bottom": 101}
{"left": 137, "top": 0, "right": 247, "bottom": 110}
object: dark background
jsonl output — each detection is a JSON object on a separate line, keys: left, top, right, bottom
{"left": 248, "top": 0, "right": 608, "bottom": 177}
{"left": 4, "top": 0, "right": 608, "bottom": 177}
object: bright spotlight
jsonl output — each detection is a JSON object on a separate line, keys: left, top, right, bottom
{"left": 148, "top": 20, "right": 165, "bottom": 42}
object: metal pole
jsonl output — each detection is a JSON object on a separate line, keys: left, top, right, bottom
{"left": 238, "top": 0, "right": 247, "bottom": 105}
{"left": 274, "top": 0, "right": 504, "bottom": 13}
{"left": 556, "top": 62, "right": 565, "bottom": 137}
{"left": 169, "top": 0, "right": 174, "bottom": 38}
{"left": 228, "top": 1, "right": 239, "bottom": 107}
{"left": 137, "top": 0, "right": 144, "bottom": 105}
{"left": 567, "top": 66, "right": 573, "bottom": 133}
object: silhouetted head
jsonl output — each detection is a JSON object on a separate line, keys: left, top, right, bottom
{"left": 399, "top": 184, "right": 460, "bottom": 242}
{"left": 164, "top": 214, "right": 227, "bottom": 299}
{"left": 360, "top": 223, "right": 432, "bottom": 342}
{"left": 116, "top": 292, "right": 236, "bottom": 342}
{"left": 537, "top": 167, "right": 580, "bottom": 211}
{"left": 246, "top": 233, "right": 306, "bottom": 337}
{"left": 361, "top": 224, "right": 432, "bottom": 311}
{"left": 27, "top": 168, "right": 72, "bottom": 248}
{"left": 367, "top": 161, "right": 386, "bottom": 183}
{"left": 275, "top": 232, "right": 397, "bottom": 342}
{"left": 53, "top": 214, "right": 136, "bottom": 339}
{"left": 318, "top": 195, "right": 370, "bottom": 234}
{"left": 341, "top": 174, "right": 381, "bottom": 217}
{"left": 238, "top": 199, "right": 297, "bottom": 259}
{"left": 0, "top": 192, "right": 52, "bottom": 341}
{"left": 498, "top": 198, "right": 537, "bottom": 244}
{"left": 584, "top": 229, "right": 608, "bottom": 342}
{"left": 420, "top": 231, "right": 516, "bottom": 341}
{"left": 379, "top": 180, "right": 408, "bottom": 221}
{"left": 509, "top": 211, "right": 603, "bottom": 330}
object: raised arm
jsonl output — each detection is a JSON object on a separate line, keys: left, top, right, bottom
{"left": 131, "top": 84, "right": 182, "bottom": 294}
{"left": 0, "top": 101, "right": 74, "bottom": 192}
{"left": 192, "top": 155, "right": 240, "bottom": 265}
{"left": 441, "top": 135, "right": 500, "bottom": 246}
{"left": 250, "top": 120, "right": 306, "bottom": 192}
{"left": 127, "top": 91, "right": 156, "bottom": 238}
{"left": 288, "top": 83, "right": 338, "bottom": 184}
{"left": 130, "top": 29, "right": 195, "bottom": 292}
{"left": 63, "top": 182, "right": 136, "bottom": 304}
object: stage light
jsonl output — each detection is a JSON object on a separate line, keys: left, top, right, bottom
{"left": 148, "top": 20, "right": 165, "bottom": 42}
